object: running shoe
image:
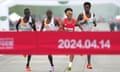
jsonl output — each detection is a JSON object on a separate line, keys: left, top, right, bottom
{"left": 87, "top": 64, "right": 92, "bottom": 69}
{"left": 67, "top": 65, "right": 72, "bottom": 71}
{"left": 26, "top": 66, "right": 31, "bottom": 71}
{"left": 49, "top": 66, "right": 54, "bottom": 72}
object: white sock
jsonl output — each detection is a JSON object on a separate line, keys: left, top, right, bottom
{"left": 68, "top": 62, "right": 72, "bottom": 66}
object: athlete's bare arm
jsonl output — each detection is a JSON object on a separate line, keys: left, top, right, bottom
{"left": 76, "top": 14, "right": 85, "bottom": 31}
{"left": 93, "top": 13, "right": 97, "bottom": 27}
{"left": 54, "top": 19, "right": 59, "bottom": 27}
{"left": 31, "top": 18, "right": 36, "bottom": 31}
{"left": 40, "top": 20, "right": 45, "bottom": 31}
{"left": 77, "top": 13, "right": 87, "bottom": 24}
{"left": 75, "top": 20, "right": 83, "bottom": 31}
{"left": 16, "top": 19, "right": 21, "bottom": 31}
{"left": 41, "top": 19, "right": 51, "bottom": 31}
{"left": 59, "top": 20, "right": 64, "bottom": 31}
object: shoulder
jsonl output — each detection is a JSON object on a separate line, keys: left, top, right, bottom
{"left": 60, "top": 18, "right": 66, "bottom": 24}
{"left": 79, "top": 13, "right": 83, "bottom": 16}
{"left": 19, "top": 18, "right": 23, "bottom": 22}
{"left": 77, "top": 13, "right": 83, "bottom": 20}
{"left": 77, "top": 13, "right": 83, "bottom": 18}
{"left": 63, "top": 18, "right": 67, "bottom": 23}
{"left": 18, "top": 18, "right": 22, "bottom": 22}
{"left": 16, "top": 19, "right": 21, "bottom": 24}
{"left": 31, "top": 16, "right": 35, "bottom": 21}
{"left": 72, "top": 18, "right": 76, "bottom": 21}
{"left": 54, "top": 18, "right": 58, "bottom": 22}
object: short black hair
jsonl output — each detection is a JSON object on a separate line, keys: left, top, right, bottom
{"left": 24, "top": 8, "right": 30, "bottom": 12}
{"left": 64, "top": 8, "right": 73, "bottom": 13}
{"left": 84, "top": 2, "right": 91, "bottom": 8}
{"left": 46, "top": 9, "right": 52, "bottom": 14}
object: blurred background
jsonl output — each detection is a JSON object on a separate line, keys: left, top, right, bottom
{"left": 0, "top": 0, "right": 120, "bottom": 31}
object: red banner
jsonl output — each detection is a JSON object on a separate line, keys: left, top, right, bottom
{"left": 0, "top": 32, "right": 120, "bottom": 55}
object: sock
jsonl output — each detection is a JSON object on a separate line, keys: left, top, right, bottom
{"left": 68, "top": 62, "right": 72, "bottom": 67}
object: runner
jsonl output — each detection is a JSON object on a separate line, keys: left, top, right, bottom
{"left": 16, "top": 8, "right": 36, "bottom": 71}
{"left": 77, "top": 2, "right": 97, "bottom": 69}
{"left": 59, "top": 8, "right": 83, "bottom": 71}
{"left": 41, "top": 9, "right": 59, "bottom": 72}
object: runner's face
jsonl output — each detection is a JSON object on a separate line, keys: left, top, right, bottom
{"left": 24, "top": 10, "right": 30, "bottom": 18}
{"left": 47, "top": 11, "right": 52, "bottom": 19}
{"left": 66, "top": 11, "right": 73, "bottom": 19}
{"left": 84, "top": 5, "right": 90, "bottom": 13}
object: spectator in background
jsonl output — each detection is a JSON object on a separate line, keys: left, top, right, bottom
{"left": 116, "top": 17, "right": 120, "bottom": 31}
{"left": 108, "top": 18, "right": 116, "bottom": 31}
{"left": 97, "top": 16, "right": 104, "bottom": 23}
{"left": 109, "top": 17, "right": 120, "bottom": 32}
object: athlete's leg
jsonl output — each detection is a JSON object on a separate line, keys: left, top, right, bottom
{"left": 26, "top": 55, "right": 31, "bottom": 71}
{"left": 87, "top": 55, "right": 91, "bottom": 64}
{"left": 68, "top": 55, "right": 74, "bottom": 71}
{"left": 87, "top": 55, "right": 92, "bottom": 69}
{"left": 48, "top": 55, "right": 54, "bottom": 72}
{"left": 69, "top": 55, "right": 74, "bottom": 63}
{"left": 48, "top": 55, "right": 54, "bottom": 66}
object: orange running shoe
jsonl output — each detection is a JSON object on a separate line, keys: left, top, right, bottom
{"left": 26, "top": 66, "right": 31, "bottom": 71}
{"left": 87, "top": 64, "right": 92, "bottom": 69}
